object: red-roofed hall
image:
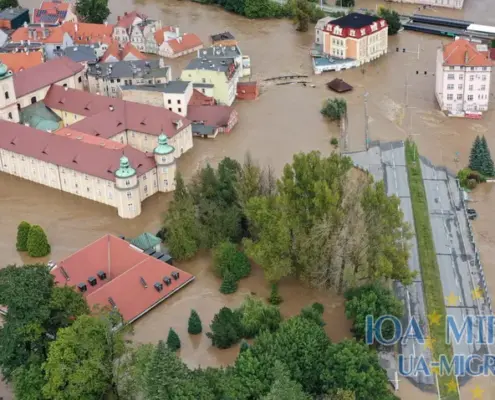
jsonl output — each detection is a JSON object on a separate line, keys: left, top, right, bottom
{"left": 51, "top": 235, "right": 194, "bottom": 323}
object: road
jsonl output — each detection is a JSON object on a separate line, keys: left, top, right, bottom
{"left": 420, "top": 158, "right": 492, "bottom": 364}
{"left": 347, "top": 141, "right": 434, "bottom": 388}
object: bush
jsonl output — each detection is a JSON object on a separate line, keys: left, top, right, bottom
{"left": 16, "top": 221, "right": 31, "bottom": 251}
{"left": 240, "top": 339, "right": 250, "bottom": 353}
{"left": 166, "top": 328, "right": 181, "bottom": 351}
{"left": 27, "top": 225, "right": 50, "bottom": 257}
{"left": 330, "top": 138, "right": 339, "bottom": 147}
{"left": 239, "top": 296, "right": 282, "bottom": 338}
{"left": 188, "top": 309, "right": 202, "bottom": 335}
{"left": 321, "top": 98, "right": 347, "bottom": 121}
{"left": 457, "top": 167, "right": 483, "bottom": 190}
{"left": 377, "top": 7, "right": 401, "bottom": 35}
{"left": 312, "top": 302, "right": 324, "bottom": 314}
{"left": 268, "top": 283, "right": 283, "bottom": 305}
{"left": 207, "top": 307, "right": 243, "bottom": 349}
{"left": 300, "top": 304, "right": 325, "bottom": 327}
{"left": 220, "top": 274, "right": 238, "bottom": 294}
{"left": 213, "top": 242, "right": 251, "bottom": 281}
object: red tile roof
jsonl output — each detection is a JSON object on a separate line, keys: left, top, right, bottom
{"left": 100, "top": 41, "right": 146, "bottom": 62}
{"left": 154, "top": 26, "right": 176, "bottom": 46}
{"left": 166, "top": 33, "right": 203, "bottom": 54}
{"left": 189, "top": 89, "right": 215, "bottom": 106}
{"left": 61, "top": 22, "right": 114, "bottom": 45}
{"left": 443, "top": 39, "right": 493, "bottom": 67}
{"left": 53, "top": 128, "right": 126, "bottom": 149}
{"left": 116, "top": 11, "right": 147, "bottom": 29}
{"left": 187, "top": 105, "right": 235, "bottom": 128}
{"left": 0, "top": 51, "right": 43, "bottom": 73}
{"left": 11, "top": 25, "right": 65, "bottom": 44}
{"left": 0, "top": 120, "right": 155, "bottom": 181}
{"left": 51, "top": 235, "right": 194, "bottom": 322}
{"left": 13, "top": 56, "right": 84, "bottom": 97}
{"left": 490, "top": 48, "right": 495, "bottom": 61}
{"left": 44, "top": 85, "right": 191, "bottom": 139}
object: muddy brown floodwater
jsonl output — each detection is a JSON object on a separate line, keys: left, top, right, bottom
{"left": 1, "top": 0, "right": 495, "bottom": 398}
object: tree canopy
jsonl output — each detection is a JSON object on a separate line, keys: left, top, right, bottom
{"left": 469, "top": 135, "right": 494, "bottom": 177}
{"left": 27, "top": 225, "right": 51, "bottom": 257}
{"left": 75, "top": 0, "right": 110, "bottom": 24}
{"left": 378, "top": 8, "right": 402, "bottom": 35}
{"left": 0, "top": 0, "right": 18, "bottom": 10}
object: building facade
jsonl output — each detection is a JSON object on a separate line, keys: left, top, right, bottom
{"left": 181, "top": 58, "right": 239, "bottom": 106}
{"left": 11, "top": 24, "right": 74, "bottom": 59}
{"left": 386, "top": 0, "right": 463, "bottom": 10}
{"left": 319, "top": 13, "right": 388, "bottom": 65}
{"left": 156, "top": 33, "right": 203, "bottom": 59}
{"left": 0, "top": 120, "right": 178, "bottom": 219}
{"left": 435, "top": 39, "right": 492, "bottom": 117}
{"left": 87, "top": 59, "right": 171, "bottom": 97}
{"left": 0, "top": 7, "right": 30, "bottom": 30}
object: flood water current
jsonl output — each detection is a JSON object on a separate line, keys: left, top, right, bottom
{"left": 1, "top": 0, "right": 495, "bottom": 398}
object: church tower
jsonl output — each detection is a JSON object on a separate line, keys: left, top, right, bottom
{"left": 0, "top": 62, "right": 18, "bottom": 122}
{"left": 154, "top": 133, "right": 176, "bottom": 193}
{"left": 114, "top": 155, "right": 142, "bottom": 218}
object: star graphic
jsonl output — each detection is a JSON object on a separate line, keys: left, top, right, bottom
{"left": 446, "top": 378, "right": 457, "bottom": 393}
{"left": 424, "top": 336, "right": 436, "bottom": 351}
{"left": 471, "top": 385, "right": 484, "bottom": 399}
{"left": 445, "top": 292, "right": 458, "bottom": 306}
{"left": 428, "top": 310, "right": 442, "bottom": 326}
{"left": 472, "top": 286, "right": 484, "bottom": 301}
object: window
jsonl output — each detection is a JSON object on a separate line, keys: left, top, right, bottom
{"left": 458, "top": 84, "right": 463, "bottom": 90}
{"left": 178, "top": 108, "right": 182, "bottom": 113}
{"left": 153, "top": 169, "right": 157, "bottom": 175}
{"left": 447, "top": 94, "right": 453, "bottom": 100}
{"left": 144, "top": 185, "right": 148, "bottom": 193}
{"left": 30, "top": 96, "right": 37, "bottom": 104}
{"left": 482, "top": 75, "right": 487, "bottom": 81}
{"left": 8, "top": 112, "right": 12, "bottom": 120}
{"left": 447, "top": 84, "right": 454, "bottom": 90}
{"left": 165, "top": 179, "right": 168, "bottom": 186}
{"left": 127, "top": 192, "right": 132, "bottom": 199}
{"left": 153, "top": 180, "right": 157, "bottom": 188}
{"left": 110, "top": 79, "right": 114, "bottom": 83}
{"left": 168, "top": 99, "right": 171, "bottom": 104}
{"left": 482, "top": 67, "right": 487, "bottom": 71}
{"left": 202, "top": 78, "right": 206, "bottom": 83}
{"left": 86, "top": 187, "right": 90, "bottom": 192}
{"left": 449, "top": 66, "right": 454, "bottom": 70}
{"left": 467, "top": 95, "right": 473, "bottom": 101}
{"left": 85, "top": 175, "right": 88, "bottom": 180}
{"left": 469, "top": 85, "right": 473, "bottom": 91}
{"left": 148, "top": 80, "right": 152, "bottom": 84}
{"left": 117, "top": 79, "right": 121, "bottom": 83}
{"left": 481, "top": 85, "right": 486, "bottom": 91}
{"left": 162, "top": 167, "right": 168, "bottom": 173}
{"left": 78, "top": 76, "right": 82, "bottom": 83}
{"left": 4, "top": 91, "right": 8, "bottom": 99}
{"left": 168, "top": 107, "right": 172, "bottom": 111}
{"left": 469, "top": 75, "right": 474, "bottom": 81}
{"left": 177, "top": 99, "right": 181, "bottom": 104}
{"left": 459, "top": 74, "right": 463, "bottom": 79}
{"left": 457, "top": 94, "right": 462, "bottom": 100}
{"left": 447, "top": 74, "right": 455, "bottom": 80}
{"left": 125, "top": 180, "right": 130, "bottom": 185}
{"left": 446, "top": 104, "right": 452, "bottom": 111}
{"left": 63, "top": 83, "right": 67, "bottom": 88}
{"left": 128, "top": 203, "right": 134, "bottom": 212}
{"left": 202, "top": 88, "right": 205, "bottom": 94}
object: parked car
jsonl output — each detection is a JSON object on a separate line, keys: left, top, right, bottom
{"left": 467, "top": 209, "right": 478, "bottom": 220}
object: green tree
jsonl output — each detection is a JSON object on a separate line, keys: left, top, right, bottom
{"left": 321, "top": 339, "right": 398, "bottom": 400}
{"left": 0, "top": 0, "right": 18, "bottom": 10}
{"left": 263, "top": 360, "right": 311, "bottom": 400}
{"left": 239, "top": 296, "right": 282, "bottom": 338}
{"left": 344, "top": 283, "right": 403, "bottom": 341}
{"left": 75, "top": 0, "right": 110, "bottom": 24}
{"left": 237, "top": 152, "right": 263, "bottom": 209}
{"left": 163, "top": 193, "right": 199, "bottom": 260}
{"left": 295, "top": 8, "right": 310, "bottom": 32}
{"left": 27, "top": 225, "right": 50, "bottom": 257}
{"left": 188, "top": 309, "right": 202, "bottom": 334}
{"left": 173, "top": 171, "right": 189, "bottom": 203}
{"left": 16, "top": 221, "right": 31, "bottom": 251}
{"left": 207, "top": 307, "right": 243, "bottom": 349}
{"left": 321, "top": 98, "right": 347, "bottom": 121}
{"left": 12, "top": 359, "right": 45, "bottom": 400}
{"left": 0, "top": 265, "right": 88, "bottom": 381}
{"left": 166, "top": 328, "right": 181, "bottom": 351}
{"left": 42, "top": 313, "right": 125, "bottom": 400}
{"left": 300, "top": 303, "right": 325, "bottom": 327}
{"left": 480, "top": 136, "right": 495, "bottom": 176}
{"left": 338, "top": 0, "right": 354, "bottom": 6}
{"left": 240, "top": 339, "right": 250, "bottom": 353}
{"left": 268, "top": 283, "right": 283, "bottom": 305}
{"left": 220, "top": 273, "right": 238, "bottom": 294}
{"left": 378, "top": 8, "right": 401, "bottom": 35}
{"left": 325, "top": 389, "right": 356, "bottom": 400}
{"left": 469, "top": 135, "right": 483, "bottom": 173}
{"left": 213, "top": 241, "right": 251, "bottom": 281}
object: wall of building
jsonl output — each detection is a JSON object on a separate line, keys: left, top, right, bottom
{"left": 0, "top": 74, "right": 19, "bottom": 122}
{"left": 181, "top": 68, "right": 237, "bottom": 106}
{"left": 435, "top": 48, "right": 445, "bottom": 109}
{"left": 163, "top": 84, "right": 192, "bottom": 117}
{"left": 120, "top": 88, "right": 163, "bottom": 106}
{"left": 159, "top": 43, "right": 203, "bottom": 59}
{"left": 88, "top": 72, "right": 170, "bottom": 98}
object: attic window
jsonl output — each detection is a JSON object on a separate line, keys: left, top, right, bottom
{"left": 137, "top": 163, "right": 143, "bottom": 168}
{"left": 117, "top": 121, "right": 123, "bottom": 126}
{"left": 84, "top": 103, "right": 91, "bottom": 110}
{"left": 140, "top": 276, "right": 148, "bottom": 288}
{"left": 72, "top": 156, "right": 79, "bottom": 164}
{"left": 140, "top": 118, "right": 147, "bottom": 125}
{"left": 42, "top": 146, "right": 48, "bottom": 155}
{"left": 59, "top": 97, "right": 65, "bottom": 104}
{"left": 10, "top": 138, "right": 16, "bottom": 145}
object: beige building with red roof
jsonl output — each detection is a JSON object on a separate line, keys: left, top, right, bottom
{"left": 51, "top": 235, "right": 194, "bottom": 322}
{"left": 0, "top": 51, "right": 44, "bottom": 73}
{"left": 156, "top": 32, "right": 203, "bottom": 59}
{"left": 435, "top": 38, "right": 493, "bottom": 117}
{"left": 100, "top": 41, "right": 146, "bottom": 63}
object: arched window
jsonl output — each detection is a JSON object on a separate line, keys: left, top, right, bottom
{"left": 8, "top": 112, "right": 12, "bottom": 120}
{"left": 4, "top": 91, "right": 8, "bottom": 99}
{"left": 30, "top": 96, "right": 37, "bottom": 104}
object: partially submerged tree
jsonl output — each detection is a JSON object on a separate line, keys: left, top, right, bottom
{"left": 166, "top": 328, "right": 181, "bottom": 351}
{"left": 16, "top": 221, "right": 31, "bottom": 251}
{"left": 378, "top": 8, "right": 401, "bottom": 35}
{"left": 188, "top": 309, "right": 202, "bottom": 335}
{"left": 213, "top": 241, "right": 251, "bottom": 281}
{"left": 75, "top": 0, "right": 110, "bottom": 24}
{"left": 321, "top": 98, "right": 347, "bottom": 121}
{"left": 207, "top": 307, "right": 243, "bottom": 349}
{"left": 26, "top": 225, "right": 50, "bottom": 257}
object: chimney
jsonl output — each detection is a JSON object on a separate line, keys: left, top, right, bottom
{"left": 104, "top": 21, "right": 108, "bottom": 26}
{"left": 64, "top": 86, "right": 68, "bottom": 91}
{"left": 33, "top": 30, "right": 38, "bottom": 40}
{"left": 42, "top": 29, "right": 48, "bottom": 39}
{"left": 23, "top": 21, "right": 27, "bottom": 28}
{"left": 28, "top": 29, "right": 32, "bottom": 39}
{"left": 74, "top": 23, "right": 78, "bottom": 33}
{"left": 109, "top": 105, "right": 114, "bottom": 111}
{"left": 27, "top": 39, "right": 30, "bottom": 45}
{"left": 175, "top": 26, "right": 179, "bottom": 37}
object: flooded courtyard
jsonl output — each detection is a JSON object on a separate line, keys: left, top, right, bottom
{"left": 1, "top": 0, "right": 495, "bottom": 398}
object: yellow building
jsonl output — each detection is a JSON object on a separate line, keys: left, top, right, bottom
{"left": 180, "top": 57, "right": 239, "bottom": 106}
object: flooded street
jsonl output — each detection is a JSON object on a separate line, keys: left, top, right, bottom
{"left": 1, "top": 0, "right": 495, "bottom": 397}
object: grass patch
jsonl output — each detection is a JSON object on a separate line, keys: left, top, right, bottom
{"left": 405, "top": 141, "right": 458, "bottom": 400}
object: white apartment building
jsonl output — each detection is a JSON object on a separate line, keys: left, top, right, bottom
{"left": 435, "top": 39, "right": 492, "bottom": 117}
{"left": 387, "top": 0, "right": 463, "bottom": 10}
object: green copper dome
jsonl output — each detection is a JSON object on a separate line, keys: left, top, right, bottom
{"left": 154, "top": 133, "right": 175, "bottom": 156}
{"left": 0, "top": 63, "right": 8, "bottom": 77}
{"left": 115, "top": 156, "right": 136, "bottom": 179}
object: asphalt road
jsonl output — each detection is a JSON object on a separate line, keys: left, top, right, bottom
{"left": 420, "top": 158, "right": 492, "bottom": 360}
{"left": 347, "top": 141, "right": 434, "bottom": 387}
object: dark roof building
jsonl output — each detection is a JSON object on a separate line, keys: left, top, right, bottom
{"left": 0, "top": 7, "right": 30, "bottom": 30}
{"left": 331, "top": 13, "right": 380, "bottom": 29}
{"left": 327, "top": 78, "right": 353, "bottom": 93}
{"left": 121, "top": 80, "right": 191, "bottom": 94}
{"left": 55, "top": 45, "right": 99, "bottom": 63}
{"left": 51, "top": 235, "right": 194, "bottom": 323}
{"left": 87, "top": 59, "right": 170, "bottom": 80}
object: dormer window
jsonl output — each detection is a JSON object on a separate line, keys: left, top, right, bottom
{"left": 360, "top": 28, "right": 365, "bottom": 35}
{"left": 350, "top": 29, "right": 355, "bottom": 37}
